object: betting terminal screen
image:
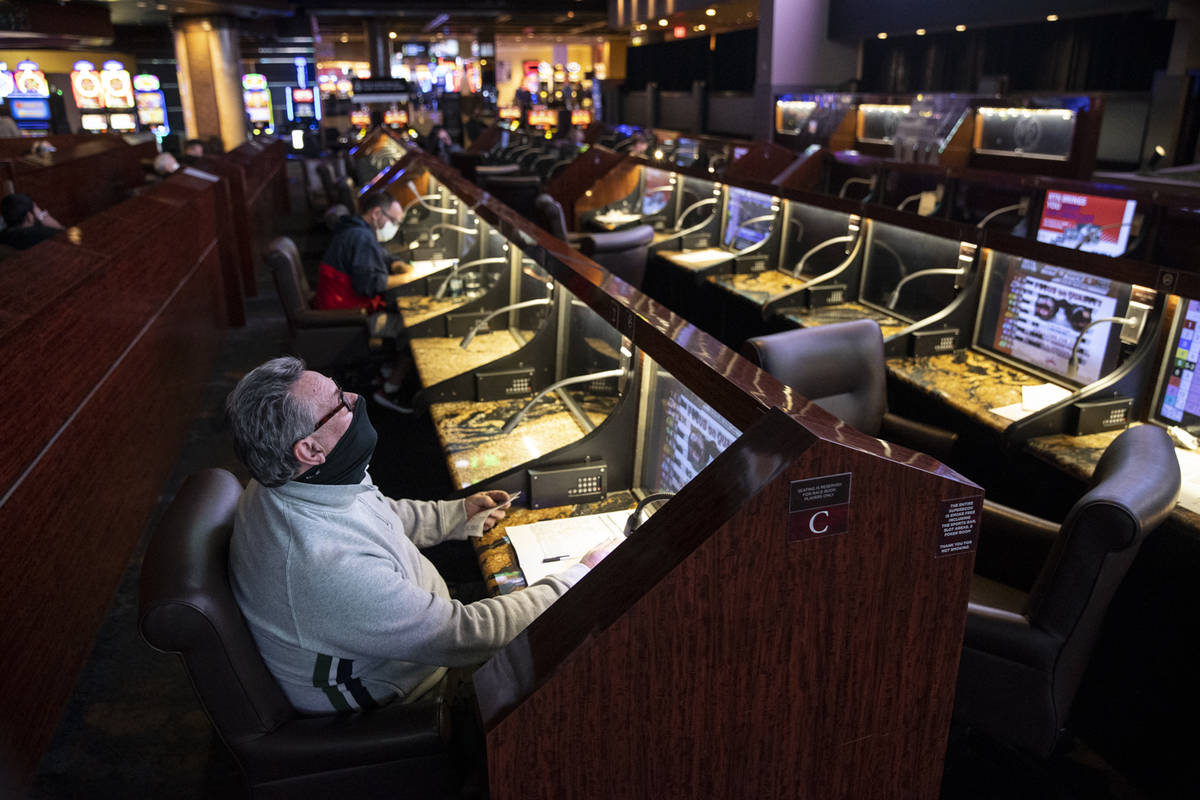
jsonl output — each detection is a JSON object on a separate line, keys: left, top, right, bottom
{"left": 1035, "top": 190, "right": 1138, "bottom": 257}
{"left": 639, "top": 367, "right": 740, "bottom": 494}
{"left": 974, "top": 255, "right": 1131, "bottom": 386}
{"left": 1152, "top": 297, "right": 1200, "bottom": 429}
{"left": 722, "top": 187, "right": 775, "bottom": 250}
{"left": 640, "top": 167, "right": 673, "bottom": 216}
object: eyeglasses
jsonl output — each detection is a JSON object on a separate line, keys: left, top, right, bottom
{"left": 1034, "top": 295, "right": 1093, "bottom": 332}
{"left": 309, "top": 383, "right": 350, "bottom": 435}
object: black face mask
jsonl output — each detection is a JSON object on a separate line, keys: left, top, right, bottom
{"left": 296, "top": 397, "right": 378, "bottom": 485}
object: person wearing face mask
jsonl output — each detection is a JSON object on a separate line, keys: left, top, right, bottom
{"left": 225, "top": 356, "right": 619, "bottom": 716}
{"left": 313, "top": 190, "right": 415, "bottom": 409}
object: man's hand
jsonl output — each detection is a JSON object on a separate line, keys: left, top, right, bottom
{"left": 390, "top": 259, "right": 413, "bottom": 275}
{"left": 580, "top": 537, "right": 622, "bottom": 569}
{"left": 464, "top": 490, "right": 512, "bottom": 531}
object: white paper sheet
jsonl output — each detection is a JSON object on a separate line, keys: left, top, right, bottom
{"left": 664, "top": 248, "right": 730, "bottom": 268}
{"left": 506, "top": 510, "right": 632, "bottom": 585}
{"left": 990, "top": 383, "right": 1073, "bottom": 421}
{"left": 1173, "top": 448, "right": 1200, "bottom": 514}
{"left": 410, "top": 258, "right": 459, "bottom": 271}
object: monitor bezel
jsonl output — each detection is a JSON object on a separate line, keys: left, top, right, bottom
{"left": 1148, "top": 295, "right": 1200, "bottom": 430}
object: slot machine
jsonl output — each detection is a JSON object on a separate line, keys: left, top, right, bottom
{"left": 285, "top": 85, "right": 320, "bottom": 150}
{"left": 384, "top": 106, "right": 408, "bottom": 129}
{"left": 349, "top": 107, "right": 371, "bottom": 133}
{"left": 132, "top": 74, "right": 169, "bottom": 137}
{"left": 8, "top": 60, "right": 53, "bottom": 136}
{"left": 241, "top": 73, "right": 274, "bottom": 135}
{"left": 100, "top": 60, "right": 137, "bottom": 132}
{"left": 527, "top": 106, "right": 558, "bottom": 138}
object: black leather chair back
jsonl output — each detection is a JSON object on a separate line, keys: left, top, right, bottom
{"left": 534, "top": 192, "right": 571, "bottom": 239}
{"left": 139, "top": 469, "right": 299, "bottom": 759}
{"left": 481, "top": 175, "right": 542, "bottom": 219}
{"left": 956, "top": 424, "right": 1180, "bottom": 757}
{"left": 1029, "top": 424, "right": 1179, "bottom": 713}
{"left": 139, "top": 469, "right": 456, "bottom": 799}
{"left": 267, "top": 236, "right": 314, "bottom": 321}
{"left": 580, "top": 225, "right": 655, "bottom": 289}
{"left": 741, "top": 319, "right": 887, "bottom": 436}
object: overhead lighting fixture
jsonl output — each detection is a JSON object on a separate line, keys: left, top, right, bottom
{"left": 915, "top": 28, "right": 926, "bottom": 36}
{"left": 567, "top": 11, "right": 574, "bottom": 19}
{"left": 340, "top": 34, "right": 349, "bottom": 43}
{"left": 877, "top": 32, "right": 887, "bottom": 40}
{"left": 955, "top": 24, "right": 966, "bottom": 32}
{"left": 658, "top": 19, "right": 668, "bottom": 27}
{"left": 705, "top": 7, "right": 716, "bottom": 16}
{"left": 1046, "top": 14, "right": 1059, "bottom": 22}
{"left": 388, "top": 31, "right": 397, "bottom": 39}
{"left": 695, "top": 24, "right": 706, "bottom": 32}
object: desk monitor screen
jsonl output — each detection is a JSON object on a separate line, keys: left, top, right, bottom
{"left": 641, "top": 167, "right": 673, "bottom": 216}
{"left": 722, "top": 186, "right": 775, "bottom": 250}
{"left": 1035, "top": 190, "right": 1137, "bottom": 257}
{"left": 675, "top": 137, "right": 699, "bottom": 167}
{"left": 1151, "top": 297, "right": 1200, "bottom": 428}
{"left": 974, "top": 254, "right": 1131, "bottom": 386}
{"left": 639, "top": 365, "right": 740, "bottom": 494}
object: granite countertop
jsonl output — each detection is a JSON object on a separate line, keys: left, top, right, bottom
{"left": 410, "top": 330, "right": 526, "bottom": 388}
{"left": 397, "top": 293, "right": 481, "bottom": 328}
{"left": 785, "top": 303, "right": 908, "bottom": 337}
{"left": 472, "top": 492, "right": 636, "bottom": 595}
{"left": 709, "top": 270, "right": 801, "bottom": 303}
{"left": 888, "top": 350, "right": 1049, "bottom": 432}
{"left": 1023, "top": 429, "right": 1121, "bottom": 483}
{"left": 430, "top": 393, "right": 620, "bottom": 489}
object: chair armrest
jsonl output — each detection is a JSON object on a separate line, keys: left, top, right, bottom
{"left": 963, "top": 600, "right": 1057, "bottom": 671}
{"left": 291, "top": 308, "right": 369, "bottom": 329}
{"left": 879, "top": 412, "right": 957, "bottom": 462}
{"left": 243, "top": 696, "right": 450, "bottom": 781}
{"left": 974, "top": 500, "right": 1059, "bottom": 591}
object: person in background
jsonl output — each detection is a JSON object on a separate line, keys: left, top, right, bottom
{"left": 152, "top": 152, "right": 180, "bottom": 177}
{"left": 224, "top": 356, "right": 620, "bottom": 713}
{"left": 425, "top": 125, "right": 459, "bottom": 164}
{"left": 314, "top": 190, "right": 415, "bottom": 411}
{"left": 0, "top": 103, "right": 20, "bottom": 138}
{"left": 181, "top": 139, "right": 205, "bottom": 163}
{"left": 0, "top": 192, "right": 64, "bottom": 250}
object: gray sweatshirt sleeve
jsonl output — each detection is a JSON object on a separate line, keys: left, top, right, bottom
{"left": 292, "top": 556, "right": 590, "bottom": 667}
{"left": 388, "top": 497, "right": 468, "bottom": 547}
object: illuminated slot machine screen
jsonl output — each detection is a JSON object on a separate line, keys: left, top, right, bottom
{"left": 350, "top": 109, "right": 370, "bottom": 128}
{"left": 80, "top": 113, "right": 109, "bottom": 132}
{"left": 11, "top": 98, "right": 50, "bottom": 123}
{"left": 242, "top": 74, "right": 275, "bottom": 133}
{"left": 1151, "top": 297, "right": 1200, "bottom": 429}
{"left": 133, "top": 74, "right": 169, "bottom": 133}
{"left": 638, "top": 364, "right": 740, "bottom": 494}
{"left": 570, "top": 109, "right": 592, "bottom": 126}
{"left": 499, "top": 107, "right": 522, "bottom": 120}
{"left": 973, "top": 254, "right": 1132, "bottom": 386}
{"left": 1035, "top": 190, "right": 1138, "bottom": 257}
{"left": 384, "top": 108, "right": 408, "bottom": 127}
{"left": 640, "top": 167, "right": 674, "bottom": 217}
{"left": 528, "top": 107, "right": 557, "bottom": 128}
{"left": 109, "top": 113, "right": 137, "bottom": 132}
{"left": 722, "top": 186, "right": 776, "bottom": 250}
{"left": 290, "top": 87, "right": 316, "bottom": 119}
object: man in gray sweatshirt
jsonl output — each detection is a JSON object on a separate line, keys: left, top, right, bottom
{"left": 225, "top": 356, "right": 617, "bottom": 714}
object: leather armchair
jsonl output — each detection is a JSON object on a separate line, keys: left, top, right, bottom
{"left": 955, "top": 424, "right": 1180, "bottom": 757}
{"left": 534, "top": 194, "right": 654, "bottom": 289}
{"left": 578, "top": 225, "right": 655, "bottom": 289}
{"left": 740, "top": 319, "right": 957, "bottom": 459}
{"left": 138, "top": 469, "right": 458, "bottom": 800}
{"left": 479, "top": 175, "right": 541, "bottom": 219}
{"left": 266, "top": 236, "right": 373, "bottom": 371}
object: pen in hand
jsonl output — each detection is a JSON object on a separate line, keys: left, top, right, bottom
{"left": 542, "top": 554, "right": 570, "bottom": 563}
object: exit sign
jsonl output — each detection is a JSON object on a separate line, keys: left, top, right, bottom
{"left": 673, "top": 25, "right": 687, "bottom": 38}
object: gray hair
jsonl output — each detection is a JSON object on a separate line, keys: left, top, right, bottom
{"left": 225, "top": 356, "right": 316, "bottom": 487}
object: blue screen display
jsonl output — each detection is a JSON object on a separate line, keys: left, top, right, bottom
{"left": 722, "top": 187, "right": 775, "bottom": 249}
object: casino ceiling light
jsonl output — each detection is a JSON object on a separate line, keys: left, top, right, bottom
{"left": 1046, "top": 14, "right": 1059, "bottom": 21}
{"left": 705, "top": 7, "right": 716, "bottom": 15}
{"left": 955, "top": 24, "right": 966, "bottom": 32}
{"left": 877, "top": 32, "right": 887, "bottom": 39}
{"left": 658, "top": 19, "right": 668, "bottom": 27}
{"left": 915, "top": 28, "right": 926, "bottom": 36}
{"left": 388, "top": 31, "right": 396, "bottom": 39}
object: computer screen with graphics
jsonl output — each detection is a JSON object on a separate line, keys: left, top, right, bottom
{"left": 974, "top": 255, "right": 1131, "bottom": 386}
{"left": 1036, "top": 190, "right": 1137, "bottom": 257}
{"left": 722, "top": 187, "right": 775, "bottom": 250}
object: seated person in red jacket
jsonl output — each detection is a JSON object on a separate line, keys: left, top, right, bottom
{"left": 0, "top": 192, "right": 64, "bottom": 250}
{"left": 314, "top": 190, "right": 415, "bottom": 411}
